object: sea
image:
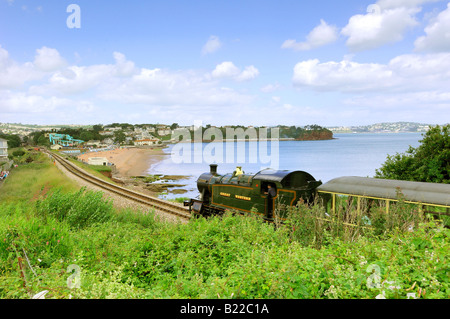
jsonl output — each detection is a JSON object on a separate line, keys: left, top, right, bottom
{"left": 147, "top": 133, "right": 423, "bottom": 200}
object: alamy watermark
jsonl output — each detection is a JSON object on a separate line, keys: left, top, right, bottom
{"left": 170, "top": 121, "right": 280, "bottom": 171}
{"left": 66, "top": 4, "right": 81, "bottom": 29}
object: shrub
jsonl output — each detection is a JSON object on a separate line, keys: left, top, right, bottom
{"left": 375, "top": 124, "right": 449, "bottom": 183}
{"left": 35, "top": 187, "right": 113, "bottom": 229}
{"left": 12, "top": 150, "right": 25, "bottom": 157}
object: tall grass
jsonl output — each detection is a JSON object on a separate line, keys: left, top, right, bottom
{"left": 35, "top": 187, "right": 114, "bottom": 230}
{"left": 280, "top": 194, "right": 429, "bottom": 249}
{"left": 0, "top": 156, "right": 79, "bottom": 202}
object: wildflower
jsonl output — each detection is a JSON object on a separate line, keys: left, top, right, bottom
{"left": 46, "top": 242, "right": 49, "bottom": 245}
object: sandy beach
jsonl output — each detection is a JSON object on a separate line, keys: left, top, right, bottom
{"left": 77, "top": 147, "right": 168, "bottom": 177}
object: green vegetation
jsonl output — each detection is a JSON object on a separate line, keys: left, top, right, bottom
{"left": 29, "top": 127, "right": 105, "bottom": 147}
{"left": 1, "top": 145, "right": 448, "bottom": 299}
{"left": 0, "top": 151, "right": 79, "bottom": 203}
{"left": 64, "top": 156, "right": 115, "bottom": 183}
{"left": 0, "top": 133, "right": 22, "bottom": 148}
{"left": 189, "top": 124, "right": 333, "bottom": 141}
{"left": 0, "top": 191, "right": 448, "bottom": 299}
{"left": 278, "top": 125, "right": 333, "bottom": 141}
{"left": 375, "top": 124, "right": 449, "bottom": 183}
{"left": 0, "top": 155, "right": 448, "bottom": 299}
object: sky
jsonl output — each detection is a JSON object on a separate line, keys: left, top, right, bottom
{"left": 0, "top": 0, "right": 450, "bottom": 127}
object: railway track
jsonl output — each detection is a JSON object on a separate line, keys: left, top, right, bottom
{"left": 44, "top": 149, "right": 192, "bottom": 222}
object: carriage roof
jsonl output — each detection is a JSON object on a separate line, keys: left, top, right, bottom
{"left": 317, "top": 176, "right": 450, "bottom": 207}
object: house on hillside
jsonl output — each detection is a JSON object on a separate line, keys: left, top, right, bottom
{"left": 157, "top": 128, "right": 171, "bottom": 136}
{"left": 0, "top": 138, "right": 8, "bottom": 161}
{"left": 85, "top": 140, "right": 101, "bottom": 147}
{"left": 134, "top": 138, "right": 160, "bottom": 146}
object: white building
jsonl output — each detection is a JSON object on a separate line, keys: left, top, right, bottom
{"left": 104, "top": 127, "right": 121, "bottom": 132}
{"left": 85, "top": 140, "right": 101, "bottom": 147}
{"left": 0, "top": 138, "right": 7, "bottom": 161}
{"left": 102, "top": 138, "right": 114, "bottom": 145}
{"left": 50, "top": 144, "right": 63, "bottom": 150}
{"left": 157, "top": 128, "right": 171, "bottom": 136}
{"left": 99, "top": 130, "right": 114, "bottom": 136}
{"left": 134, "top": 138, "right": 160, "bottom": 146}
{"left": 87, "top": 157, "right": 109, "bottom": 166}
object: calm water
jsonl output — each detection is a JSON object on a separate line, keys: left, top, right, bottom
{"left": 148, "top": 133, "right": 423, "bottom": 199}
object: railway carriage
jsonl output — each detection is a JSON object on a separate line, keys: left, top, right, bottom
{"left": 317, "top": 176, "right": 450, "bottom": 216}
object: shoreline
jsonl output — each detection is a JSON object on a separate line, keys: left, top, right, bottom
{"left": 76, "top": 147, "right": 193, "bottom": 198}
{"left": 77, "top": 147, "right": 169, "bottom": 178}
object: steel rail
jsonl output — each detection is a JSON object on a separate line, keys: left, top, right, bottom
{"left": 44, "top": 149, "right": 192, "bottom": 221}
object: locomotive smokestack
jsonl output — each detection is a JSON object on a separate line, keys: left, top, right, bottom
{"left": 210, "top": 164, "right": 218, "bottom": 175}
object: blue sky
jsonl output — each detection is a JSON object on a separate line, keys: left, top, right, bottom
{"left": 1, "top": 0, "right": 449, "bottom": 127}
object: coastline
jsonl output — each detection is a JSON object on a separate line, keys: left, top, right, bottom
{"left": 77, "top": 147, "right": 168, "bottom": 177}
{"left": 76, "top": 147, "right": 193, "bottom": 199}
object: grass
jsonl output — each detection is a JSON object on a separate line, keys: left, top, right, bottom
{"left": 0, "top": 195, "right": 448, "bottom": 299}
{"left": 63, "top": 155, "right": 116, "bottom": 184}
{"left": 0, "top": 151, "right": 448, "bottom": 299}
{"left": 0, "top": 152, "right": 79, "bottom": 203}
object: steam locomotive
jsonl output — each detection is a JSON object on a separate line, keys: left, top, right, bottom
{"left": 184, "top": 164, "right": 322, "bottom": 222}
{"left": 184, "top": 164, "right": 450, "bottom": 225}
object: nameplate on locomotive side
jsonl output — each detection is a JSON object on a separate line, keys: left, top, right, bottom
{"left": 220, "top": 192, "right": 231, "bottom": 197}
{"left": 235, "top": 195, "right": 251, "bottom": 201}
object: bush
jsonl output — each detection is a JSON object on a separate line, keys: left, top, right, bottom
{"left": 376, "top": 124, "right": 449, "bottom": 183}
{"left": 35, "top": 187, "right": 113, "bottom": 229}
{"left": 12, "top": 150, "right": 25, "bottom": 157}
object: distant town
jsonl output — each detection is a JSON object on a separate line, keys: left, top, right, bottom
{"left": 327, "top": 122, "right": 433, "bottom": 133}
{"left": 0, "top": 121, "right": 441, "bottom": 152}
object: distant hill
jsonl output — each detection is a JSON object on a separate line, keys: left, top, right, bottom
{"left": 327, "top": 122, "right": 440, "bottom": 133}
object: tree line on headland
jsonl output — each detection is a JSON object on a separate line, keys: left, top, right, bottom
{"left": 183, "top": 124, "right": 333, "bottom": 142}
{"left": 1, "top": 123, "right": 334, "bottom": 147}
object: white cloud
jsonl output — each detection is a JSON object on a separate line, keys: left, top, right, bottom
{"left": 292, "top": 53, "right": 450, "bottom": 93}
{"left": 100, "top": 67, "right": 254, "bottom": 107}
{"left": 0, "top": 45, "right": 259, "bottom": 125}
{"left": 0, "top": 45, "right": 42, "bottom": 89}
{"left": 293, "top": 59, "right": 394, "bottom": 92}
{"left": 260, "top": 83, "right": 281, "bottom": 93}
{"left": 211, "top": 61, "right": 240, "bottom": 78}
{"left": 0, "top": 91, "right": 77, "bottom": 113}
{"left": 341, "top": 6, "right": 420, "bottom": 51}
{"left": 113, "top": 52, "right": 137, "bottom": 77}
{"left": 414, "top": 3, "right": 450, "bottom": 52}
{"left": 211, "top": 61, "right": 259, "bottom": 82}
{"left": 30, "top": 52, "right": 136, "bottom": 95}
{"left": 235, "top": 65, "right": 259, "bottom": 81}
{"left": 34, "top": 46, "right": 67, "bottom": 72}
{"left": 201, "top": 35, "right": 222, "bottom": 55}
{"left": 31, "top": 64, "right": 114, "bottom": 95}
{"left": 282, "top": 19, "right": 338, "bottom": 51}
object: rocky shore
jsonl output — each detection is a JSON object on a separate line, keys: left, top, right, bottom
{"left": 77, "top": 147, "right": 191, "bottom": 198}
